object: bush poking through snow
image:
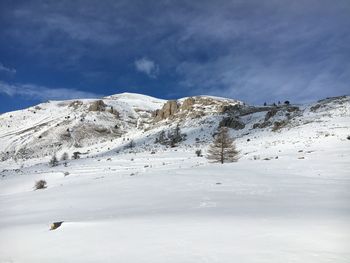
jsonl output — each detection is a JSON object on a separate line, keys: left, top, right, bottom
{"left": 195, "top": 149, "right": 202, "bottom": 157}
{"left": 72, "top": 152, "right": 81, "bottom": 159}
{"left": 34, "top": 180, "right": 47, "bottom": 190}
{"left": 49, "top": 154, "right": 59, "bottom": 167}
{"left": 347, "top": 135, "right": 350, "bottom": 140}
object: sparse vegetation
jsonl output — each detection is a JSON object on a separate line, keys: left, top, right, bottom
{"left": 49, "top": 154, "right": 59, "bottom": 167}
{"left": 34, "top": 180, "right": 47, "bottom": 190}
{"left": 155, "top": 124, "right": 186, "bottom": 147}
{"left": 195, "top": 149, "right": 202, "bottom": 157}
{"left": 72, "top": 152, "right": 81, "bottom": 159}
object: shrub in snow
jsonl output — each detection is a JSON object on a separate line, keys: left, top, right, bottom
{"left": 49, "top": 154, "right": 59, "bottom": 167}
{"left": 347, "top": 135, "right": 350, "bottom": 140}
{"left": 72, "top": 152, "right": 80, "bottom": 159}
{"left": 195, "top": 149, "right": 202, "bottom": 157}
{"left": 34, "top": 180, "right": 47, "bottom": 190}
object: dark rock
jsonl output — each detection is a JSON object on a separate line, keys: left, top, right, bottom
{"left": 265, "top": 108, "right": 278, "bottom": 121}
{"left": 219, "top": 117, "right": 245, "bottom": 130}
{"left": 50, "top": 221, "right": 63, "bottom": 230}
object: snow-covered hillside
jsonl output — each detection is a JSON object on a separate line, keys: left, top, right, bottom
{"left": 0, "top": 93, "right": 349, "bottom": 262}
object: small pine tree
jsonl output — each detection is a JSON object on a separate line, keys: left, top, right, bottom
{"left": 49, "top": 154, "right": 59, "bottom": 167}
{"left": 207, "top": 127, "right": 239, "bottom": 164}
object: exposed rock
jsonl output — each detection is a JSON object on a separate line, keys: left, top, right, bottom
{"left": 310, "top": 104, "right": 321, "bottom": 112}
{"left": 287, "top": 106, "right": 299, "bottom": 112}
{"left": 69, "top": 100, "right": 83, "bottom": 109}
{"left": 264, "top": 108, "right": 278, "bottom": 121}
{"left": 272, "top": 120, "right": 288, "bottom": 132}
{"left": 50, "top": 221, "right": 63, "bottom": 230}
{"left": 253, "top": 121, "right": 272, "bottom": 129}
{"left": 219, "top": 117, "right": 245, "bottom": 130}
{"left": 153, "top": 100, "right": 179, "bottom": 121}
{"left": 180, "top": 97, "right": 195, "bottom": 111}
{"left": 89, "top": 100, "right": 106, "bottom": 111}
{"left": 220, "top": 104, "right": 242, "bottom": 113}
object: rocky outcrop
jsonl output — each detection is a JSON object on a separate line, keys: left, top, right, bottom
{"left": 180, "top": 97, "right": 195, "bottom": 111}
{"left": 264, "top": 108, "right": 278, "bottom": 121}
{"left": 253, "top": 121, "right": 272, "bottom": 129}
{"left": 88, "top": 100, "right": 106, "bottom": 111}
{"left": 153, "top": 100, "right": 179, "bottom": 121}
{"left": 69, "top": 100, "right": 83, "bottom": 109}
{"left": 219, "top": 117, "right": 245, "bottom": 130}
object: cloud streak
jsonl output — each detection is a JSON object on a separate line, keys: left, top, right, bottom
{"left": 0, "top": 63, "right": 16, "bottom": 74}
{"left": 134, "top": 57, "right": 159, "bottom": 78}
{"left": 0, "top": 81, "right": 101, "bottom": 101}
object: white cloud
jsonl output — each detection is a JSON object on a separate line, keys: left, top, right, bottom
{"left": 0, "top": 81, "right": 101, "bottom": 101}
{"left": 0, "top": 63, "right": 16, "bottom": 74}
{"left": 134, "top": 57, "right": 159, "bottom": 78}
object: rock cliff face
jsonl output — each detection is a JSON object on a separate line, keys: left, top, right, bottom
{"left": 88, "top": 100, "right": 107, "bottom": 111}
{"left": 180, "top": 97, "right": 195, "bottom": 111}
{"left": 153, "top": 96, "right": 242, "bottom": 122}
{"left": 153, "top": 100, "right": 179, "bottom": 121}
{"left": 219, "top": 117, "right": 245, "bottom": 130}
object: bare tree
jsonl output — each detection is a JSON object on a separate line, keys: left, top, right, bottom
{"left": 207, "top": 127, "right": 239, "bottom": 164}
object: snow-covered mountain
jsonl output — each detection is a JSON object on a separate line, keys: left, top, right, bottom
{"left": 0, "top": 93, "right": 349, "bottom": 262}
{"left": 0, "top": 93, "right": 349, "bottom": 164}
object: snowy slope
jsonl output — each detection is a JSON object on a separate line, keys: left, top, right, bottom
{"left": 0, "top": 133, "right": 349, "bottom": 262}
{"left": 0, "top": 94, "right": 349, "bottom": 262}
{"left": 0, "top": 93, "right": 165, "bottom": 162}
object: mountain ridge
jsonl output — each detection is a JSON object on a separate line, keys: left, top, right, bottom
{"left": 0, "top": 93, "right": 349, "bottom": 164}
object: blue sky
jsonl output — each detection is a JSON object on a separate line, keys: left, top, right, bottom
{"left": 0, "top": 0, "right": 349, "bottom": 112}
